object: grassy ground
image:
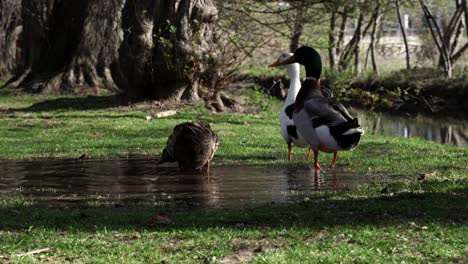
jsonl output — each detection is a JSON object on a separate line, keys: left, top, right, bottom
{"left": 0, "top": 88, "right": 467, "bottom": 263}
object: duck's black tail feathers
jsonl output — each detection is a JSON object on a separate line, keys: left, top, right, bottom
{"left": 341, "top": 118, "right": 364, "bottom": 136}
{"left": 330, "top": 118, "right": 364, "bottom": 150}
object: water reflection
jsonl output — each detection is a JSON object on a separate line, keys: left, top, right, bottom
{"left": 0, "top": 159, "right": 379, "bottom": 209}
{"left": 358, "top": 113, "right": 468, "bottom": 146}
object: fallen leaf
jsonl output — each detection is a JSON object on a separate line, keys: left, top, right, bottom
{"left": 418, "top": 171, "right": 438, "bottom": 181}
{"left": 149, "top": 212, "right": 171, "bottom": 226}
{"left": 155, "top": 110, "right": 177, "bottom": 118}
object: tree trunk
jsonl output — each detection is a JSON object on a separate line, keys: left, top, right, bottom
{"left": 117, "top": 0, "right": 156, "bottom": 98}
{"left": 438, "top": 1, "right": 464, "bottom": 66}
{"left": 328, "top": 11, "right": 337, "bottom": 71}
{"left": 420, "top": 0, "right": 452, "bottom": 77}
{"left": 353, "top": 13, "right": 364, "bottom": 74}
{"left": 336, "top": 9, "right": 348, "bottom": 63}
{"left": 339, "top": 12, "right": 364, "bottom": 71}
{"left": 9, "top": 0, "right": 124, "bottom": 94}
{"left": 369, "top": 5, "right": 381, "bottom": 75}
{"left": 464, "top": 0, "right": 468, "bottom": 39}
{"left": 7, "top": 0, "right": 220, "bottom": 101}
{"left": 290, "top": 0, "right": 305, "bottom": 52}
{"left": 0, "top": 0, "right": 21, "bottom": 81}
{"left": 119, "top": 0, "right": 219, "bottom": 101}
{"left": 396, "top": 0, "right": 411, "bottom": 70}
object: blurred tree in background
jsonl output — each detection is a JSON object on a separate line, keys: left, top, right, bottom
{"left": 0, "top": 0, "right": 467, "bottom": 102}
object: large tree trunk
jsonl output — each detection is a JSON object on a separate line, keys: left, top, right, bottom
{"left": 119, "top": 0, "right": 219, "bottom": 101}
{"left": 9, "top": 0, "right": 124, "bottom": 94}
{"left": 7, "top": 0, "right": 219, "bottom": 101}
{"left": 0, "top": 0, "right": 22, "bottom": 81}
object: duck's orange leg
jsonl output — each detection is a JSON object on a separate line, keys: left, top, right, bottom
{"left": 306, "top": 147, "right": 312, "bottom": 160}
{"left": 287, "top": 142, "right": 292, "bottom": 161}
{"left": 314, "top": 150, "right": 320, "bottom": 170}
{"left": 329, "top": 151, "right": 339, "bottom": 169}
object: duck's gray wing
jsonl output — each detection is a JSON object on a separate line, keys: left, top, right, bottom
{"left": 302, "top": 97, "right": 351, "bottom": 127}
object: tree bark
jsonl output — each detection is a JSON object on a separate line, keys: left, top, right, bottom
{"left": 119, "top": 0, "right": 219, "bottom": 101}
{"left": 9, "top": 0, "right": 124, "bottom": 94}
{"left": 420, "top": 0, "right": 452, "bottom": 77}
{"left": 0, "top": 0, "right": 21, "bottom": 80}
{"left": 369, "top": 5, "right": 381, "bottom": 75}
{"left": 290, "top": 0, "right": 305, "bottom": 52}
{"left": 336, "top": 8, "right": 349, "bottom": 62}
{"left": 339, "top": 12, "right": 364, "bottom": 71}
{"left": 396, "top": 0, "right": 411, "bottom": 70}
{"left": 328, "top": 11, "right": 337, "bottom": 71}
{"left": 353, "top": 13, "right": 364, "bottom": 74}
{"left": 437, "top": 1, "right": 464, "bottom": 66}
{"left": 7, "top": 0, "right": 220, "bottom": 102}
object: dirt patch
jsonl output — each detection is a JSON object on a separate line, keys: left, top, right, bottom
{"left": 218, "top": 237, "right": 286, "bottom": 263}
{"left": 302, "top": 229, "right": 330, "bottom": 244}
{"left": 114, "top": 232, "right": 142, "bottom": 244}
{"left": 159, "top": 237, "right": 186, "bottom": 254}
{"left": 219, "top": 247, "right": 260, "bottom": 263}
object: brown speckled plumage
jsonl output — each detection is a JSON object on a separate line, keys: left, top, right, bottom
{"left": 158, "top": 121, "right": 219, "bottom": 171}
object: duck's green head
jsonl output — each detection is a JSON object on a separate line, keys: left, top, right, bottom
{"left": 270, "top": 46, "right": 322, "bottom": 79}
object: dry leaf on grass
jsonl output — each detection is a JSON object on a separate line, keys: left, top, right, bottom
{"left": 149, "top": 212, "right": 172, "bottom": 226}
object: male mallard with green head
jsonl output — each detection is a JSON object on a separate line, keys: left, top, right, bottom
{"left": 158, "top": 121, "right": 219, "bottom": 173}
{"left": 270, "top": 46, "right": 364, "bottom": 170}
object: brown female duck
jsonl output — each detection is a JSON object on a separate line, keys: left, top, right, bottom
{"left": 158, "top": 121, "right": 219, "bottom": 173}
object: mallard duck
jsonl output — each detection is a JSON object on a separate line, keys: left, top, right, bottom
{"left": 157, "top": 121, "right": 219, "bottom": 173}
{"left": 269, "top": 52, "right": 311, "bottom": 160}
{"left": 270, "top": 46, "right": 364, "bottom": 170}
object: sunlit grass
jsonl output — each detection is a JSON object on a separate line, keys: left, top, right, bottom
{"left": 0, "top": 89, "right": 467, "bottom": 263}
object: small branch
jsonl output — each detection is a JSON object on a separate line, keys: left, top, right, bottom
{"left": 451, "top": 42, "right": 468, "bottom": 63}
{"left": 15, "top": 248, "right": 52, "bottom": 257}
{"left": 422, "top": 96, "right": 435, "bottom": 113}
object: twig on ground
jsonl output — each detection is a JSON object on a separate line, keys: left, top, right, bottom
{"left": 15, "top": 248, "right": 52, "bottom": 257}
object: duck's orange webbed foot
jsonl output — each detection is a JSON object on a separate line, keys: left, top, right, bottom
{"left": 313, "top": 150, "right": 320, "bottom": 170}
{"left": 328, "top": 151, "right": 339, "bottom": 169}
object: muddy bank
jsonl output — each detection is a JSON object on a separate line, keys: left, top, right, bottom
{"left": 350, "top": 76, "right": 468, "bottom": 120}
{"left": 242, "top": 70, "right": 468, "bottom": 120}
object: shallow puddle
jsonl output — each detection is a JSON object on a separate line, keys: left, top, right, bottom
{"left": 0, "top": 158, "right": 382, "bottom": 209}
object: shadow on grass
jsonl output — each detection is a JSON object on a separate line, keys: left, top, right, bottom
{"left": 19, "top": 95, "right": 128, "bottom": 112}
{"left": 0, "top": 185, "right": 466, "bottom": 232}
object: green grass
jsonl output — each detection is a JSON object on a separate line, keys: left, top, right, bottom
{"left": 0, "top": 88, "right": 467, "bottom": 263}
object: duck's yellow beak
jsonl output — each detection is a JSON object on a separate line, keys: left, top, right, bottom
{"left": 268, "top": 56, "right": 296, "bottom": 67}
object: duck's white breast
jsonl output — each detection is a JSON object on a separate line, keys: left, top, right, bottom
{"left": 315, "top": 125, "right": 341, "bottom": 153}
{"left": 280, "top": 109, "right": 308, "bottom": 147}
{"left": 293, "top": 110, "right": 319, "bottom": 149}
